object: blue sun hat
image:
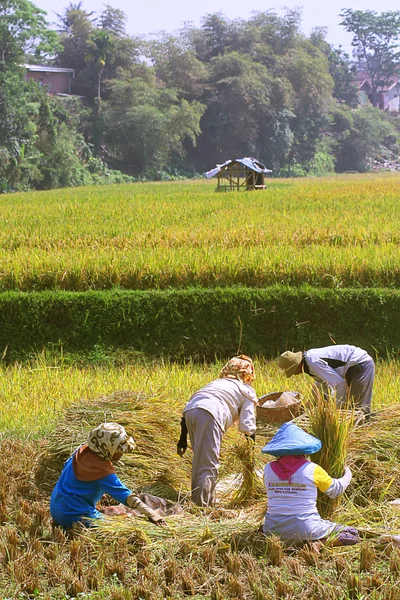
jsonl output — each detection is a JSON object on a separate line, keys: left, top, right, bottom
{"left": 261, "top": 422, "right": 322, "bottom": 457}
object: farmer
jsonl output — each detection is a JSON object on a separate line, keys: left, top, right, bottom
{"left": 50, "top": 422, "right": 166, "bottom": 530}
{"left": 262, "top": 422, "right": 359, "bottom": 546}
{"left": 176, "top": 354, "right": 258, "bottom": 507}
{"left": 278, "top": 344, "right": 375, "bottom": 416}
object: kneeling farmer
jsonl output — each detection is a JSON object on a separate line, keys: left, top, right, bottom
{"left": 262, "top": 422, "right": 359, "bottom": 546}
{"left": 50, "top": 422, "right": 165, "bottom": 529}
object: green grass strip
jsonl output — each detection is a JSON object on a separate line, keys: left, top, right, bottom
{"left": 0, "top": 286, "right": 398, "bottom": 361}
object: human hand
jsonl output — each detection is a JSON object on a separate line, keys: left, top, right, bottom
{"left": 149, "top": 516, "right": 167, "bottom": 526}
{"left": 177, "top": 441, "right": 187, "bottom": 456}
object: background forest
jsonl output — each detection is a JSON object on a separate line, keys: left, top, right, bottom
{"left": 2, "top": 0, "right": 400, "bottom": 191}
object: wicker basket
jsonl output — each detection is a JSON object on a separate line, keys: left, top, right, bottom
{"left": 256, "top": 391, "right": 303, "bottom": 424}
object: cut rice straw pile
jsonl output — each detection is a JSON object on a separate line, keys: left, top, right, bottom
{"left": 37, "top": 390, "right": 192, "bottom": 498}
{"left": 83, "top": 509, "right": 263, "bottom": 551}
{"left": 346, "top": 403, "right": 400, "bottom": 505}
{"left": 38, "top": 389, "right": 258, "bottom": 505}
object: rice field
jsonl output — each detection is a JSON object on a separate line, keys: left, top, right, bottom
{"left": 1, "top": 356, "right": 399, "bottom": 438}
{"left": 1, "top": 173, "right": 400, "bottom": 290}
{"left": 2, "top": 356, "right": 400, "bottom": 599}
{"left": 2, "top": 174, "right": 400, "bottom": 598}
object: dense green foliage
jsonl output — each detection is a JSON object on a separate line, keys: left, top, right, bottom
{"left": 0, "top": 0, "right": 60, "bottom": 64}
{"left": 0, "top": 286, "right": 398, "bottom": 361}
{"left": 1, "top": 2, "right": 400, "bottom": 190}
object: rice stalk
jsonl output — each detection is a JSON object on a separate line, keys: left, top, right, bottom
{"left": 219, "top": 437, "right": 265, "bottom": 506}
{"left": 347, "top": 404, "right": 400, "bottom": 504}
{"left": 305, "top": 391, "right": 354, "bottom": 518}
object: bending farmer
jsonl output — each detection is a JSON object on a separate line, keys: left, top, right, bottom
{"left": 278, "top": 344, "right": 374, "bottom": 415}
{"left": 262, "top": 422, "right": 359, "bottom": 546}
{"left": 177, "top": 355, "right": 258, "bottom": 507}
{"left": 50, "top": 422, "right": 165, "bottom": 529}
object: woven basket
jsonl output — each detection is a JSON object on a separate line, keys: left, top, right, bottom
{"left": 256, "top": 391, "right": 303, "bottom": 424}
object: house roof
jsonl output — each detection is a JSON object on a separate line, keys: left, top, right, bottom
{"left": 205, "top": 157, "right": 272, "bottom": 179}
{"left": 24, "top": 64, "right": 75, "bottom": 74}
{"left": 352, "top": 70, "right": 400, "bottom": 92}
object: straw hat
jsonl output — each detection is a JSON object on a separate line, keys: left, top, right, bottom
{"left": 278, "top": 351, "right": 303, "bottom": 378}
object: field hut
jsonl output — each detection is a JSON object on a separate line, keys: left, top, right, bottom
{"left": 205, "top": 157, "right": 272, "bottom": 191}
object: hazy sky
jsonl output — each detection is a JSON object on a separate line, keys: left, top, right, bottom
{"left": 33, "top": 0, "right": 400, "bottom": 51}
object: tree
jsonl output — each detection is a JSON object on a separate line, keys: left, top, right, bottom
{"left": 331, "top": 104, "right": 398, "bottom": 171}
{"left": 309, "top": 28, "right": 358, "bottom": 106}
{"left": 56, "top": 5, "right": 94, "bottom": 73}
{"left": 56, "top": 4, "right": 142, "bottom": 101}
{"left": 196, "top": 51, "right": 293, "bottom": 169}
{"left": 242, "top": 8, "right": 302, "bottom": 58}
{"left": 327, "top": 47, "right": 358, "bottom": 107}
{"left": 99, "top": 5, "right": 126, "bottom": 37}
{"left": 0, "top": 0, "right": 60, "bottom": 65}
{"left": 102, "top": 75, "right": 205, "bottom": 176}
{"left": 282, "top": 40, "right": 334, "bottom": 167}
{"left": 150, "top": 36, "right": 207, "bottom": 100}
{"left": 88, "top": 30, "right": 115, "bottom": 101}
{"left": 55, "top": 2, "right": 95, "bottom": 32}
{"left": 185, "top": 13, "right": 237, "bottom": 63}
{"left": 340, "top": 9, "right": 400, "bottom": 107}
{"left": 0, "top": 69, "right": 42, "bottom": 190}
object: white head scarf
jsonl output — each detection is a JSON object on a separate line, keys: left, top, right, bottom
{"left": 87, "top": 422, "right": 135, "bottom": 460}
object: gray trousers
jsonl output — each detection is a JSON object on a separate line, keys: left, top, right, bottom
{"left": 184, "top": 407, "right": 223, "bottom": 507}
{"left": 347, "top": 359, "right": 375, "bottom": 414}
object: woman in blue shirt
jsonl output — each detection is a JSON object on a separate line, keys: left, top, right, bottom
{"left": 50, "top": 422, "right": 165, "bottom": 529}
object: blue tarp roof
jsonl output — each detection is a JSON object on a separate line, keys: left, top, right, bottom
{"left": 205, "top": 157, "right": 272, "bottom": 179}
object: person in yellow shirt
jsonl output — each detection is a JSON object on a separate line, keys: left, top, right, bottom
{"left": 262, "top": 422, "right": 359, "bottom": 546}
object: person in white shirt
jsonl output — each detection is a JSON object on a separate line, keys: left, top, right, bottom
{"left": 278, "top": 344, "right": 375, "bottom": 416}
{"left": 262, "top": 422, "right": 359, "bottom": 546}
{"left": 176, "top": 355, "right": 258, "bottom": 506}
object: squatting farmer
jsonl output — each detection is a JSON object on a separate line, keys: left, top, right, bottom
{"left": 278, "top": 344, "right": 375, "bottom": 416}
{"left": 262, "top": 421, "right": 359, "bottom": 546}
{"left": 50, "top": 422, "right": 166, "bottom": 530}
{"left": 176, "top": 354, "right": 258, "bottom": 506}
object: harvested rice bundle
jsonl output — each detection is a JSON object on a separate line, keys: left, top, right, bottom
{"left": 83, "top": 509, "right": 262, "bottom": 550}
{"left": 306, "top": 392, "right": 354, "bottom": 519}
{"left": 297, "top": 403, "right": 400, "bottom": 507}
{"left": 218, "top": 436, "right": 265, "bottom": 506}
{"left": 36, "top": 390, "right": 192, "bottom": 499}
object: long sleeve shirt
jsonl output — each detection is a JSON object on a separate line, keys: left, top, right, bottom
{"left": 50, "top": 452, "right": 161, "bottom": 528}
{"left": 183, "top": 377, "right": 257, "bottom": 435}
{"left": 263, "top": 461, "right": 352, "bottom": 541}
{"left": 303, "top": 345, "right": 372, "bottom": 403}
